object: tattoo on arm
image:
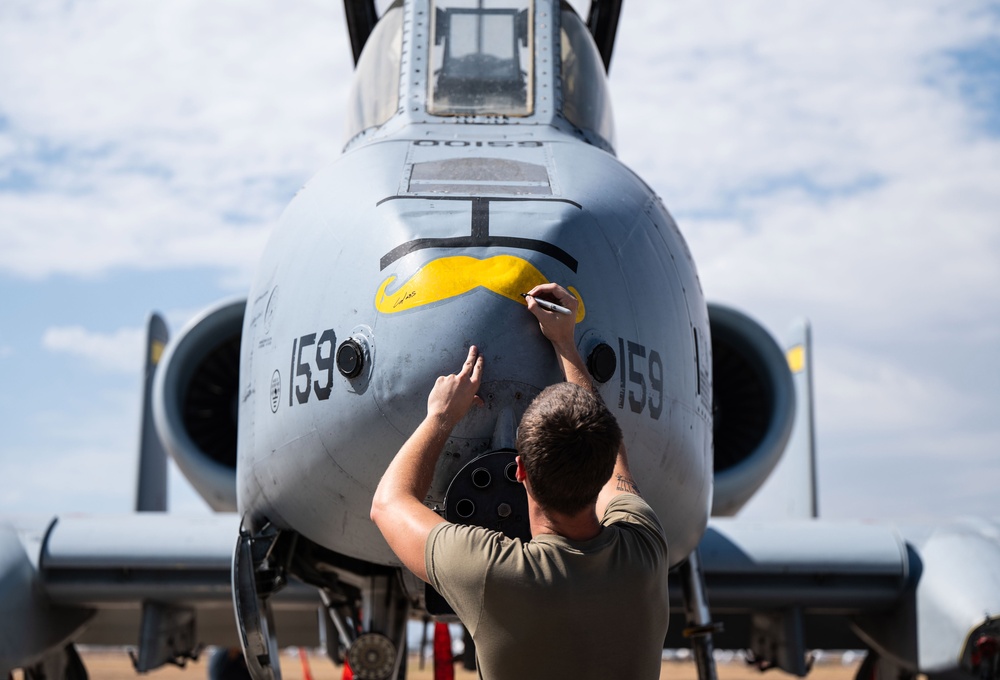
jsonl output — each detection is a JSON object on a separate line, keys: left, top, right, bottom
{"left": 615, "top": 473, "right": 640, "bottom": 496}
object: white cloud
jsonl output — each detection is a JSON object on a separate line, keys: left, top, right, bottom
{"left": 0, "top": 384, "right": 140, "bottom": 514}
{"left": 0, "top": 375, "right": 213, "bottom": 514}
{"left": 0, "top": 0, "right": 352, "bottom": 280}
{"left": 607, "top": 9, "right": 1000, "bottom": 332}
{"left": 817, "top": 425, "right": 1000, "bottom": 521}
{"left": 42, "top": 325, "right": 145, "bottom": 374}
{"left": 816, "top": 346, "right": 973, "bottom": 437}
{"left": 0, "top": 446, "right": 135, "bottom": 513}
{"left": 613, "top": 1, "right": 996, "bottom": 188}
{"left": 0, "top": 446, "right": 211, "bottom": 515}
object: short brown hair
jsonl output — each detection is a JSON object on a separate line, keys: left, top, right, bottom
{"left": 516, "top": 383, "right": 621, "bottom": 516}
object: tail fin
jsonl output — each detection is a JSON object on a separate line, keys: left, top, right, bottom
{"left": 783, "top": 318, "right": 818, "bottom": 518}
{"left": 135, "top": 313, "right": 170, "bottom": 512}
{"left": 738, "top": 318, "right": 818, "bottom": 519}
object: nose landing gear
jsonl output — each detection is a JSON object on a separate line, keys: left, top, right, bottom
{"left": 233, "top": 522, "right": 411, "bottom": 680}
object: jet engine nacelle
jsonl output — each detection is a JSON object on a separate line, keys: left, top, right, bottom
{"left": 708, "top": 303, "right": 796, "bottom": 516}
{"left": 153, "top": 298, "right": 246, "bottom": 511}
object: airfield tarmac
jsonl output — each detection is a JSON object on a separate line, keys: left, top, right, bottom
{"left": 23, "top": 649, "right": 863, "bottom": 680}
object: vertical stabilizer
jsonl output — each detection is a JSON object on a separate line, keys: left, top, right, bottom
{"left": 135, "top": 313, "right": 170, "bottom": 512}
{"left": 738, "top": 318, "right": 818, "bottom": 519}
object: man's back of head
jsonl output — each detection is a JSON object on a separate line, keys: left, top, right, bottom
{"left": 516, "top": 382, "right": 622, "bottom": 516}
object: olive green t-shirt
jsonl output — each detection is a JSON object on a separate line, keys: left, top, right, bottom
{"left": 425, "top": 494, "right": 669, "bottom": 680}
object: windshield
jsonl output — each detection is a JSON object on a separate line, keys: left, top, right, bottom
{"left": 560, "top": 7, "right": 615, "bottom": 147}
{"left": 344, "top": 2, "right": 403, "bottom": 141}
{"left": 428, "top": 0, "right": 533, "bottom": 117}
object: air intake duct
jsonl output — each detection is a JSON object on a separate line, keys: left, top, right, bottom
{"left": 153, "top": 298, "right": 246, "bottom": 511}
{"left": 708, "top": 303, "right": 795, "bottom": 516}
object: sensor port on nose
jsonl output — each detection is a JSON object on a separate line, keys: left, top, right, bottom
{"left": 587, "top": 342, "right": 617, "bottom": 384}
{"left": 455, "top": 498, "right": 476, "bottom": 519}
{"left": 336, "top": 339, "right": 364, "bottom": 378}
{"left": 472, "top": 467, "right": 492, "bottom": 489}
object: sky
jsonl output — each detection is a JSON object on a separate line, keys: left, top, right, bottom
{"left": 0, "top": 0, "right": 997, "bottom": 522}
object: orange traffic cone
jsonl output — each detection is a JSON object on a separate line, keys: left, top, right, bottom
{"left": 433, "top": 623, "right": 454, "bottom": 680}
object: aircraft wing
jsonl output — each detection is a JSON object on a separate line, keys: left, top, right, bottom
{"left": 0, "top": 513, "right": 321, "bottom": 674}
{"left": 681, "top": 319, "right": 1000, "bottom": 678}
{"left": 671, "top": 517, "right": 1000, "bottom": 677}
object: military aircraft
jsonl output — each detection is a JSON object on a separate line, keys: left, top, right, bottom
{"left": 2, "top": 1, "right": 999, "bottom": 679}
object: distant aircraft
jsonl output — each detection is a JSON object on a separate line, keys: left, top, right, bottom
{"left": 2, "top": 1, "right": 999, "bottom": 679}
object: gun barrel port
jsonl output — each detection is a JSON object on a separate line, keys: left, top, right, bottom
{"left": 504, "top": 462, "right": 518, "bottom": 483}
{"left": 455, "top": 498, "right": 476, "bottom": 519}
{"left": 472, "top": 467, "right": 492, "bottom": 489}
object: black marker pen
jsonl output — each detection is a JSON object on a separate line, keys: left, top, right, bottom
{"left": 521, "top": 293, "right": 572, "bottom": 315}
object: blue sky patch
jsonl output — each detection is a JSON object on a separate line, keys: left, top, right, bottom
{"left": 945, "top": 39, "right": 1000, "bottom": 135}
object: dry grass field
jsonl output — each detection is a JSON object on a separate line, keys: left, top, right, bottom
{"left": 6, "top": 649, "right": 864, "bottom": 680}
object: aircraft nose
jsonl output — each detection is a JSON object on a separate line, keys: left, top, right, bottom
{"left": 369, "top": 286, "right": 560, "bottom": 441}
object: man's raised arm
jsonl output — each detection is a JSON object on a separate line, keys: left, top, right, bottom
{"left": 524, "top": 283, "right": 641, "bottom": 517}
{"left": 370, "top": 345, "right": 484, "bottom": 582}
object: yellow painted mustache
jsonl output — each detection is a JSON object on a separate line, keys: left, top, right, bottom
{"left": 375, "top": 255, "right": 585, "bottom": 322}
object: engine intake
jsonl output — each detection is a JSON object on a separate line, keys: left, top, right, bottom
{"left": 708, "top": 303, "right": 795, "bottom": 516}
{"left": 153, "top": 298, "right": 246, "bottom": 511}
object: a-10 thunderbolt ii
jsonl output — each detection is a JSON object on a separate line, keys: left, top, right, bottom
{"left": 2, "top": 1, "right": 999, "bottom": 679}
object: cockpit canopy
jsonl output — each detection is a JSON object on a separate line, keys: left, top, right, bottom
{"left": 344, "top": 0, "right": 615, "bottom": 149}
{"left": 428, "top": 1, "right": 532, "bottom": 116}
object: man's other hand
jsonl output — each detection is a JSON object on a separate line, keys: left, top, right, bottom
{"left": 427, "top": 345, "right": 484, "bottom": 429}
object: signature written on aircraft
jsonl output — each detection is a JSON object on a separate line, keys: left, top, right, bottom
{"left": 394, "top": 290, "right": 417, "bottom": 308}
